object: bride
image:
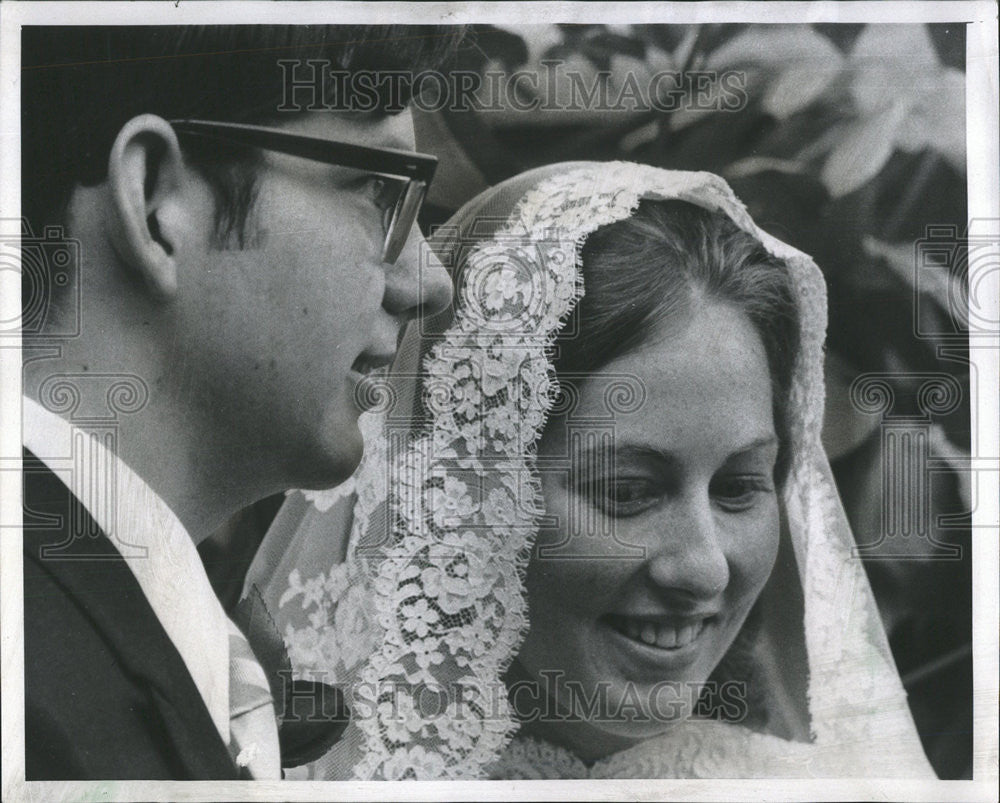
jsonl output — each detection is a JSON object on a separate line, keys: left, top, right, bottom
{"left": 245, "top": 162, "right": 935, "bottom": 780}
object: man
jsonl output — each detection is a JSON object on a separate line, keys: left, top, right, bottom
{"left": 20, "top": 25, "right": 459, "bottom": 780}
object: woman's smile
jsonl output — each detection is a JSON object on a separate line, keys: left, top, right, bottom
{"left": 604, "top": 613, "right": 712, "bottom": 651}
{"left": 593, "top": 611, "right": 724, "bottom": 684}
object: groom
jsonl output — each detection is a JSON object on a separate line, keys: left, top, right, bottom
{"left": 20, "top": 25, "right": 457, "bottom": 780}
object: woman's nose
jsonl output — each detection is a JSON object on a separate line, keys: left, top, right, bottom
{"left": 382, "top": 226, "right": 453, "bottom": 318}
{"left": 645, "top": 495, "right": 730, "bottom": 600}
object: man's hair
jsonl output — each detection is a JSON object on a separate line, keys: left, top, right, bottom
{"left": 21, "top": 25, "right": 466, "bottom": 239}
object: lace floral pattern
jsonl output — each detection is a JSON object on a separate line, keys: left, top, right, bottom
{"left": 279, "top": 164, "right": 931, "bottom": 780}
{"left": 280, "top": 561, "right": 377, "bottom": 684}
{"left": 490, "top": 710, "right": 932, "bottom": 779}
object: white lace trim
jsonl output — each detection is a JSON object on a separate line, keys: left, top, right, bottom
{"left": 490, "top": 714, "right": 934, "bottom": 780}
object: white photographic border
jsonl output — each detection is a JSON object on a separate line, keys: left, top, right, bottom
{"left": 1, "top": 2, "right": 996, "bottom": 801}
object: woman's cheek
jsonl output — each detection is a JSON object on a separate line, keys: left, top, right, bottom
{"left": 724, "top": 499, "right": 781, "bottom": 594}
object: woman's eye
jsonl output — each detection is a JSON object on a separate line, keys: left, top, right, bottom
{"left": 579, "top": 478, "right": 660, "bottom": 517}
{"left": 710, "top": 475, "right": 774, "bottom": 512}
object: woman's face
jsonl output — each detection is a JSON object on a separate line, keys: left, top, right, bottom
{"left": 517, "top": 301, "right": 781, "bottom": 759}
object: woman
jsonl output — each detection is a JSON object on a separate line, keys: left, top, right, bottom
{"left": 247, "top": 162, "right": 934, "bottom": 779}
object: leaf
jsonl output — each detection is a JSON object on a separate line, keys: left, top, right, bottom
{"left": 699, "top": 27, "right": 844, "bottom": 120}
{"left": 706, "top": 25, "right": 843, "bottom": 70}
{"left": 850, "top": 23, "right": 940, "bottom": 69}
{"left": 471, "top": 25, "right": 531, "bottom": 69}
{"left": 618, "top": 120, "right": 661, "bottom": 152}
{"left": 764, "top": 64, "right": 841, "bottom": 119}
{"left": 643, "top": 25, "right": 690, "bottom": 55}
{"left": 928, "top": 424, "right": 972, "bottom": 511}
{"left": 811, "top": 23, "right": 866, "bottom": 53}
{"left": 821, "top": 101, "right": 909, "bottom": 197}
{"left": 895, "top": 67, "right": 966, "bottom": 170}
{"left": 587, "top": 30, "right": 647, "bottom": 63}
{"left": 694, "top": 24, "right": 748, "bottom": 60}
{"left": 580, "top": 32, "right": 646, "bottom": 70}
{"left": 863, "top": 235, "right": 967, "bottom": 319}
{"left": 848, "top": 24, "right": 941, "bottom": 113}
{"left": 491, "top": 23, "right": 562, "bottom": 67}
{"left": 667, "top": 74, "right": 727, "bottom": 132}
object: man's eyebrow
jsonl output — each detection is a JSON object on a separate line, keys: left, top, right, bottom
{"left": 341, "top": 128, "right": 412, "bottom": 152}
{"left": 379, "top": 136, "right": 413, "bottom": 151}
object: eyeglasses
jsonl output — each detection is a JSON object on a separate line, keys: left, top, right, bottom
{"left": 169, "top": 119, "right": 437, "bottom": 264}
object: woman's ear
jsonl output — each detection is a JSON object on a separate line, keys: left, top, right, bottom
{"left": 106, "top": 114, "right": 187, "bottom": 300}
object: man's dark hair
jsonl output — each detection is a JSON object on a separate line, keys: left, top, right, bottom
{"left": 21, "top": 25, "right": 467, "bottom": 242}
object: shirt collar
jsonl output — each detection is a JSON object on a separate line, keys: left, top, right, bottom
{"left": 23, "top": 395, "right": 232, "bottom": 745}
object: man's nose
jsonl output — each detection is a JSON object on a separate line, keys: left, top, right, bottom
{"left": 382, "top": 226, "right": 453, "bottom": 317}
{"left": 646, "top": 495, "right": 730, "bottom": 600}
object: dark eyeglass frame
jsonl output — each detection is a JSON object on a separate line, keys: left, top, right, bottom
{"left": 168, "top": 119, "right": 437, "bottom": 264}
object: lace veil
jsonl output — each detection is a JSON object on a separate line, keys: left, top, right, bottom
{"left": 245, "top": 162, "right": 934, "bottom": 779}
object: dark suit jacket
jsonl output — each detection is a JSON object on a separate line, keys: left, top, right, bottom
{"left": 23, "top": 450, "right": 240, "bottom": 780}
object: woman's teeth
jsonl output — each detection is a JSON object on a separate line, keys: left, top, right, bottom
{"left": 618, "top": 617, "right": 706, "bottom": 650}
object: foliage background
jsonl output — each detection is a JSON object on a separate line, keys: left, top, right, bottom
{"left": 413, "top": 22, "right": 972, "bottom": 779}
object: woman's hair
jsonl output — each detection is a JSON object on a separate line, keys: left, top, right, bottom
{"left": 553, "top": 199, "right": 801, "bottom": 484}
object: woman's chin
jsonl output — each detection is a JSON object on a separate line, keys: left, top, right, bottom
{"left": 587, "top": 713, "right": 687, "bottom": 745}
{"left": 582, "top": 678, "right": 703, "bottom": 739}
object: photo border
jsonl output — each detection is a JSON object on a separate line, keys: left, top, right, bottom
{"left": 1, "top": 2, "right": 996, "bottom": 801}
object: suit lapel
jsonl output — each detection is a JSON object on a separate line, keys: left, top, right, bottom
{"left": 23, "top": 451, "right": 238, "bottom": 778}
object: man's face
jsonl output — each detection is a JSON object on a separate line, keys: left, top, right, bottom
{"left": 173, "top": 109, "right": 452, "bottom": 491}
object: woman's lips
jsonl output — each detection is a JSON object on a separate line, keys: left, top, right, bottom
{"left": 605, "top": 613, "right": 712, "bottom": 651}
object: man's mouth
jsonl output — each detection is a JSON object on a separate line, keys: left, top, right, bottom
{"left": 350, "top": 353, "right": 393, "bottom": 379}
{"left": 605, "top": 614, "right": 710, "bottom": 651}
{"left": 349, "top": 353, "right": 394, "bottom": 412}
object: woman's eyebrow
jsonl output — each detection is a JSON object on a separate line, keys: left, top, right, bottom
{"left": 572, "top": 436, "right": 778, "bottom": 465}
{"left": 573, "top": 443, "right": 681, "bottom": 470}
{"left": 728, "top": 435, "right": 780, "bottom": 458}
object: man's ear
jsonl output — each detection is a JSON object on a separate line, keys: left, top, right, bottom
{"left": 106, "top": 114, "right": 189, "bottom": 300}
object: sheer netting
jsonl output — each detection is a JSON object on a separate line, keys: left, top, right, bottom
{"left": 244, "top": 163, "right": 935, "bottom": 780}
